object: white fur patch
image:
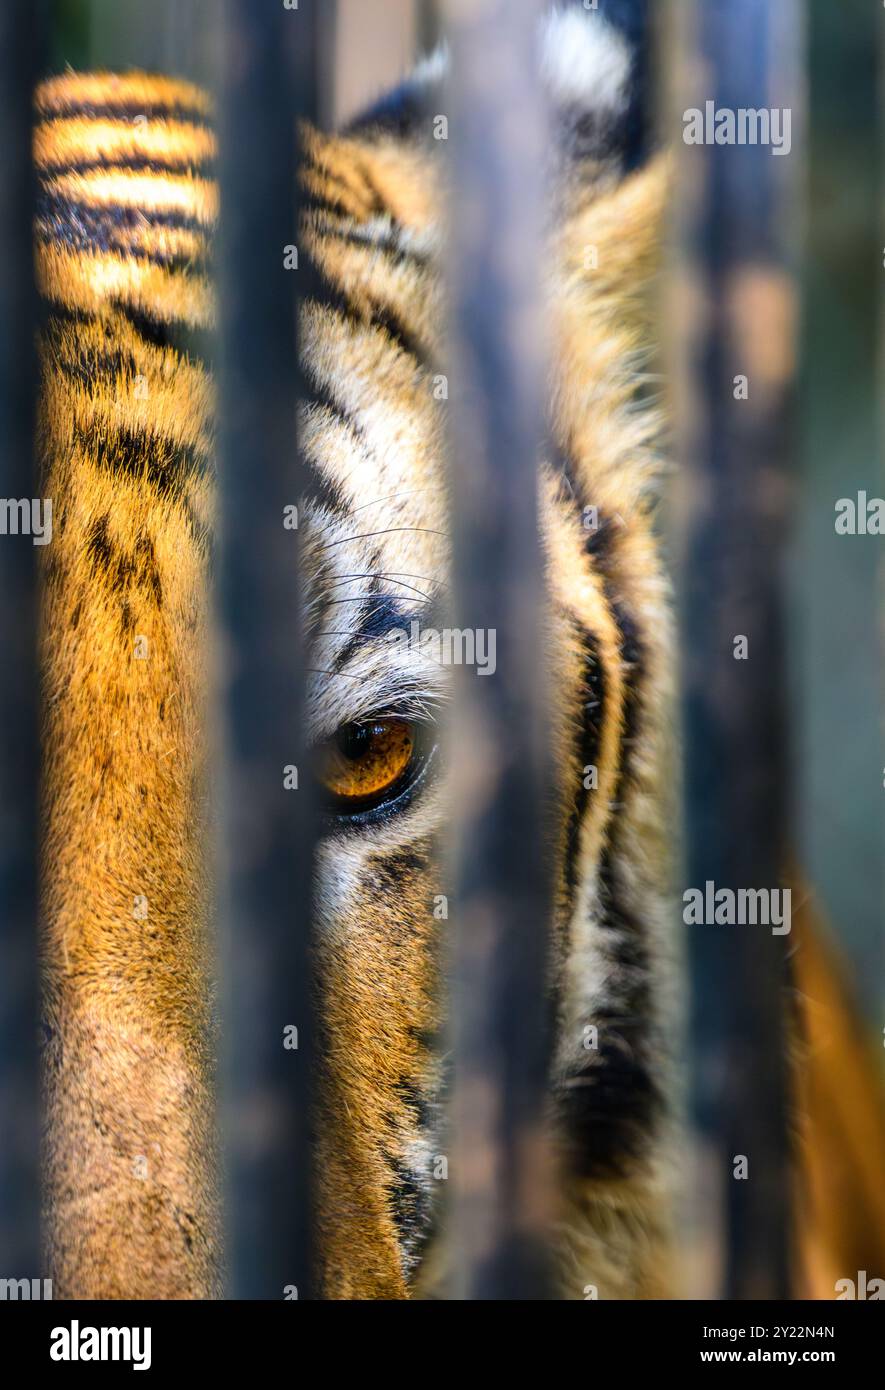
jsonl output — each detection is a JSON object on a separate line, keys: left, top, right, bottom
{"left": 410, "top": 46, "right": 448, "bottom": 89}
{"left": 541, "top": 6, "right": 631, "bottom": 113}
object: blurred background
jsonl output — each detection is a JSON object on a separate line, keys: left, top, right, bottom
{"left": 796, "top": 2, "right": 883, "bottom": 1024}
{"left": 51, "top": 0, "right": 441, "bottom": 129}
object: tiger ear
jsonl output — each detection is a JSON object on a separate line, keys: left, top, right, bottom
{"left": 330, "top": 2, "right": 661, "bottom": 270}
{"left": 541, "top": 1, "right": 651, "bottom": 177}
{"left": 541, "top": 3, "right": 663, "bottom": 337}
{"left": 345, "top": 2, "right": 651, "bottom": 175}
{"left": 544, "top": 9, "right": 666, "bottom": 509}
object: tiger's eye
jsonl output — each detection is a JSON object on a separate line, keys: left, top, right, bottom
{"left": 319, "top": 718, "right": 414, "bottom": 803}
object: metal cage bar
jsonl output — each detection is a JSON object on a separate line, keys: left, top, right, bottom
{"left": 217, "top": 0, "right": 321, "bottom": 1300}
{"left": 0, "top": 1, "right": 43, "bottom": 1281}
{"left": 672, "top": 0, "right": 803, "bottom": 1299}
{"left": 445, "top": 0, "right": 555, "bottom": 1300}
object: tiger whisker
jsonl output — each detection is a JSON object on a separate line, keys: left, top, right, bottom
{"left": 318, "top": 527, "right": 446, "bottom": 551}
{"left": 306, "top": 667, "right": 363, "bottom": 682}
{"left": 349, "top": 485, "right": 445, "bottom": 514}
{"left": 319, "top": 595, "right": 436, "bottom": 607}
{"left": 323, "top": 572, "right": 444, "bottom": 601}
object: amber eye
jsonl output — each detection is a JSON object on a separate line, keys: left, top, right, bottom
{"left": 317, "top": 718, "right": 416, "bottom": 810}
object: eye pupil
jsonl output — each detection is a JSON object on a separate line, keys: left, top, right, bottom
{"left": 338, "top": 722, "right": 371, "bottom": 760}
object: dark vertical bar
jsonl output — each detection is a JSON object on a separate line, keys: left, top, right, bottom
{"left": 445, "top": 0, "right": 554, "bottom": 1299}
{"left": 672, "top": 0, "right": 802, "bottom": 1298}
{"left": 315, "top": 1, "right": 338, "bottom": 137}
{"left": 218, "top": 0, "right": 319, "bottom": 1299}
{"left": 417, "top": 0, "right": 442, "bottom": 56}
{"left": 0, "top": 2, "right": 42, "bottom": 1281}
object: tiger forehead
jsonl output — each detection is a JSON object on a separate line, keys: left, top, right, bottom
{"left": 301, "top": 484, "right": 450, "bottom": 743}
{"left": 298, "top": 154, "right": 450, "bottom": 744}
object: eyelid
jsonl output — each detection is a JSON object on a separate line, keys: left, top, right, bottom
{"left": 323, "top": 739, "right": 439, "bottom": 831}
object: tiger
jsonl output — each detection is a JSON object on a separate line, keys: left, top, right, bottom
{"left": 34, "top": 4, "right": 885, "bottom": 1301}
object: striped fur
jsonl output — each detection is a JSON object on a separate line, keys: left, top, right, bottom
{"left": 36, "top": 74, "right": 219, "bottom": 1299}
{"left": 38, "top": 8, "right": 676, "bottom": 1301}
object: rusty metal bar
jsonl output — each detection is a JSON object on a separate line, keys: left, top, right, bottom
{"left": 217, "top": 0, "right": 320, "bottom": 1300}
{"left": 444, "top": 0, "right": 555, "bottom": 1299}
{"left": 0, "top": 1, "right": 42, "bottom": 1282}
{"left": 671, "top": 0, "right": 803, "bottom": 1299}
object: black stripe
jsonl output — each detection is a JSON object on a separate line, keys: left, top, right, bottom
{"left": 35, "top": 219, "right": 209, "bottom": 274}
{"left": 42, "top": 303, "right": 149, "bottom": 387}
{"left": 80, "top": 414, "right": 210, "bottom": 498}
{"left": 37, "top": 155, "right": 216, "bottom": 179}
{"left": 558, "top": 846, "right": 661, "bottom": 1180}
{"left": 302, "top": 376, "right": 363, "bottom": 451}
{"left": 555, "top": 944, "right": 661, "bottom": 1178}
{"left": 309, "top": 255, "right": 430, "bottom": 371}
{"left": 43, "top": 307, "right": 213, "bottom": 438}
{"left": 583, "top": 510, "right": 626, "bottom": 565}
{"left": 35, "top": 191, "right": 208, "bottom": 251}
{"left": 301, "top": 363, "right": 395, "bottom": 504}
{"left": 550, "top": 446, "right": 643, "bottom": 783}
{"left": 367, "top": 839, "right": 433, "bottom": 892}
{"left": 300, "top": 453, "right": 349, "bottom": 522}
{"left": 563, "top": 625, "right": 605, "bottom": 899}
{"left": 383, "top": 1149, "right": 434, "bottom": 1268}
{"left": 394, "top": 1077, "right": 436, "bottom": 1143}
{"left": 40, "top": 302, "right": 99, "bottom": 342}
{"left": 302, "top": 157, "right": 385, "bottom": 218}
{"left": 112, "top": 302, "right": 214, "bottom": 372}
{"left": 84, "top": 511, "right": 115, "bottom": 577}
{"left": 302, "top": 184, "right": 369, "bottom": 223}
{"left": 331, "top": 596, "right": 415, "bottom": 673}
{"left": 84, "top": 515, "right": 165, "bottom": 613}
{"left": 608, "top": 598, "right": 643, "bottom": 761}
{"left": 37, "top": 100, "right": 213, "bottom": 127}
{"left": 366, "top": 300, "right": 430, "bottom": 371}
{"left": 564, "top": 461, "right": 647, "bottom": 904}
{"left": 550, "top": 442, "right": 661, "bottom": 1177}
{"left": 41, "top": 300, "right": 96, "bottom": 326}
{"left": 96, "top": 532, "right": 161, "bottom": 605}
{"left": 313, "top": 219, "right": 433, "bottom": 271}
{"left": 51, "top": 342, "right": 142, "bottom": 393}
{"left": 300, "top": 379, "right": 377, "bottom": 522}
